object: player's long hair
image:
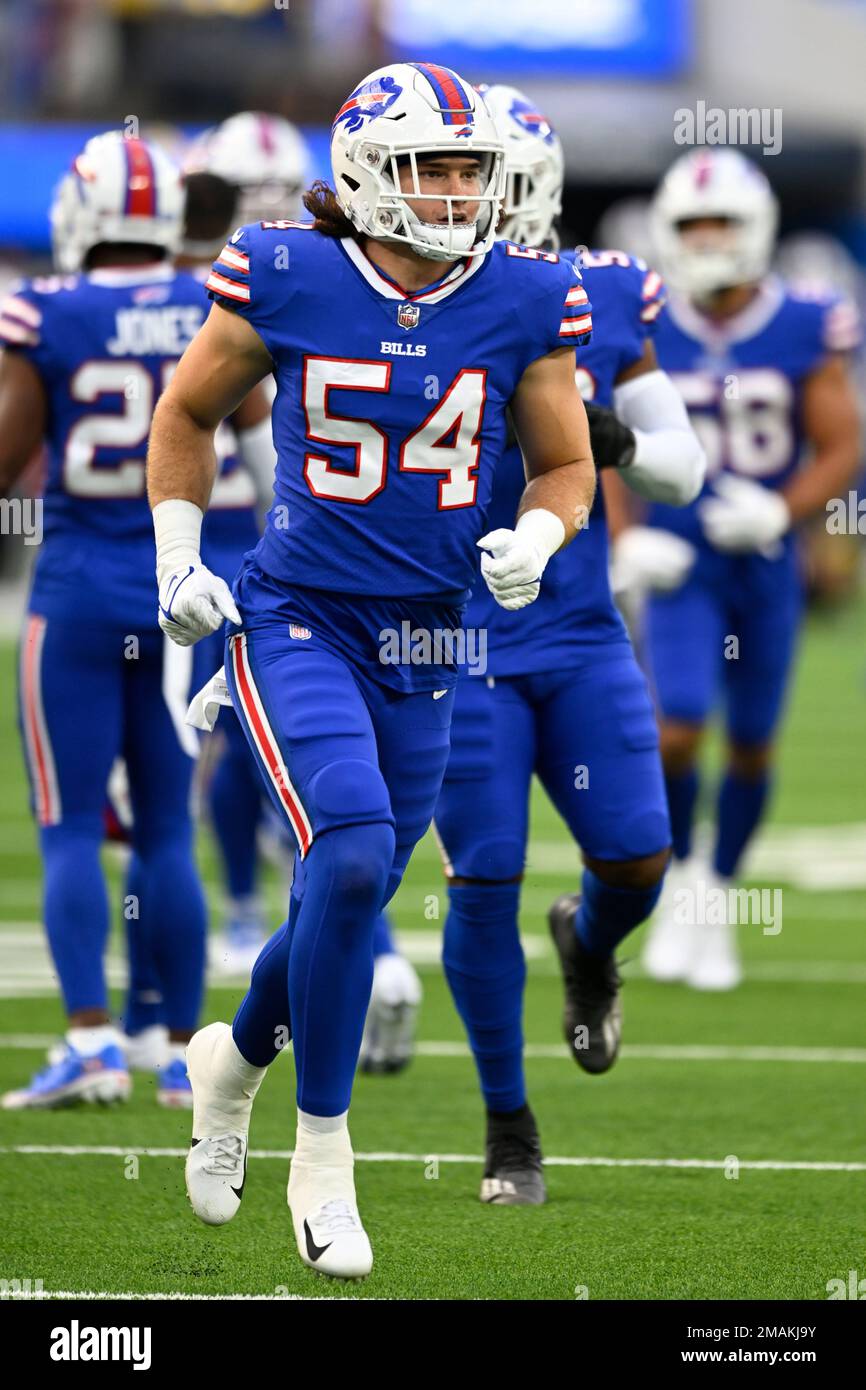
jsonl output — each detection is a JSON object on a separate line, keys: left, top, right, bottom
{"left": 302, "top": 180, "right": 359, "bottom": 239}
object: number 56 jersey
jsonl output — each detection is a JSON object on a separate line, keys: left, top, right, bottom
{"left": 647, "top": 277, "right": 861, "bottom": 554}
{"left": 206, "top": 223, "right": 590, "bottom": 604}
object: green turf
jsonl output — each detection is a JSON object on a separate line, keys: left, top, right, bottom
{"left": 1, "top": 598, "right": 865, "bottom": 1299}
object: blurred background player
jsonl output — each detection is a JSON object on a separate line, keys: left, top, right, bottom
{"left": 183, "top": 111, "right": 423, "bottom": 1062}
{"left": 616, "top": 149, "right": 861, "bottom": 990}
{"left": 0, "top": 132, "right": 210, "bottom": 1108}
{"left": 432, "top": 84, "right": 705, "bottom": 1204}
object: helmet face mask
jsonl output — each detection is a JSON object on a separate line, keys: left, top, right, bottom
{"left": 331, "top": 64, "right": 506, "bottom": 262}
{"left": 651, "top": 150, "right": 779, "bottom": 302}
{"left": 50, "top": 132, "right": 184, "bottom": 274}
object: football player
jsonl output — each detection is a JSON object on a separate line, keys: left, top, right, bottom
{"left": 184, "top": 116, "right": 425, "bottom": 1054}
{"left": 0, "top": 133, "right": 212, "bottom": 1109}
{"left": 618, "top": 149, "right": 861, "bottom": 989}
{"left": 431, "top": 84, "right": 706, "bottom": 1205}
{"left": 148, "top": 62, "right": 597, "bottom": 1280}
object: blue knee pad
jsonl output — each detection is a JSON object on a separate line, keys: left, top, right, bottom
{"left": 305, "top": 757, "right": 394, "bottom": 838}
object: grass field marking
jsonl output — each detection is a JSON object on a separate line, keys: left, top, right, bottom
{"left": 4, "top": 1145, "right": 865, "bottom": 1172}
{"left": 3, "top": 1035, "right": 866, "bottom": 1064}
{"left": 2, "top": 1284, "right": 366, "bottom": 1295}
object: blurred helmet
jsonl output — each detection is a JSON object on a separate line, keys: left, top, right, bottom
{"left": 51, "top": 131, "right": 184, "bottom": 274}
{"left": 595, "top": 197, "right": 655, "bottom": 267}
{"left": 185, "top": 112, "right": 311, "bottom": 225}
{"left": 650, "top": 149, "right": 779, "bottom": 300}
{"left": 330, "top": 62, "right": 506, "bottom": 262}
{"left": 477, "top": 83, "right": 563, "bottom": 249}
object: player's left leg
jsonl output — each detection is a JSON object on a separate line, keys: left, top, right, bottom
{"left": 122, "top": 631, "right": 208, "bottom": 1106}
{"left": 533, "top": 653, "right": 671, "bottom": 1071}
{"left": 693, "top": 561, "right": 804, "bottom": 989}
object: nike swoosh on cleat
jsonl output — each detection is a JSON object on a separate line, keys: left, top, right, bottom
{"left": 231, "top": 1152, "right": 247, "bottom": 1200}
{"left": 304, "top": 1219, "right": 333, "bottom": 1262}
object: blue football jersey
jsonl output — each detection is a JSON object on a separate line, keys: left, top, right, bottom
{"left": 648, "top": 278, "right": 862, "bottom": 550}
{"left": 0, "top": 264, "right": 210, "bottom": 628}
{"left": 205, "top": 224, "right": 590, "bottom": 606}
{"left": 465, "top": 248, "right": 667, "bottom": 677}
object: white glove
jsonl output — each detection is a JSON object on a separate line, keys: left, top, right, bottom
{"left": 477, "top": 509, "right": 565, "bottom": 611}
{"left": 610, "top": 526, "right": 697, "bottom": 597}
{"left": 154, "top": 498, "right": 241, "bottom": 648}
{"left": 698, "top": 474, "right": 790, "bottom": 554}
{"left": 158, "top": 564, "right": 241, "bottom": 648}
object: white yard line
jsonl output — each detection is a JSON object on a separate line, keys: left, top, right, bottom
{"left": 1, "top": 1145, "right": 864, "bottom": 1173}
{"left": 9, "top": 1290, "right": 364, "bottom": 1301}
{"left": 1, "top": 1035, "right": 865, "bottom": 1064}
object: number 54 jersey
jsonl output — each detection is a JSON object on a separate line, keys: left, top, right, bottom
{"left": 206, "top": 223, "right": 590, "bottom": 605}
{"left": 0, "top": 264, "right": 211, "bottom": 630}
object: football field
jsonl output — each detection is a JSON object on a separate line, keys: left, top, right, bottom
{"left": 1, "top": 599, "right": 865, "bottom": 1302}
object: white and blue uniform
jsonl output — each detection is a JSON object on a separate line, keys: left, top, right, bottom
{"left": 2, "top": 264, "right": 208, "bottom": 1029}
{"left": 205, "top": 222, "right": 590, "bottom": 1115}
{"left": 645, "top": 280, "right": 860, "bottom": 745}
{"left": 436, "top": 250, "right": 671, "bottom": 879}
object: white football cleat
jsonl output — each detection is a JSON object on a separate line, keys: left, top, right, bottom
{"left": 184, "top": 1022, "right": 266, "bottom": 1226}
{"left": 123, "top": 1024, "right": 170, "bottom": 1071}
{"left": 641, "top": 857, "right": 699, "bottom": 982}
{"left": 359, "top": 952, "right": 422, "bottom": 1074}
{"left": 287, "top": 1120, "right": 373, "bottom": 1280}
{"left": 687, "top": 867, "right": 743, "bottom": 991}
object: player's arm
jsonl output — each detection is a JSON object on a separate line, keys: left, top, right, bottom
{"left": 477, "top": 345, "right": 595, "bottom": 611}
{"left": 783, "top": 354, "right": 861, "bottom": 522}
{"left": 147, "top": 303, "right": 273, "bottom": 646}
{"left": 0, "top": 352, "right": 47, "bottom": 496}
{"left": 228, "top": 382, "right": 277, "bottom": 510}
{"left": 587, "top": 339, "right": 706, "bottom": 505}
{"left": 700, "top": 353, "right": 862, "bottom": 553}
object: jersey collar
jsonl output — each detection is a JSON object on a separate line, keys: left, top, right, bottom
{"left": 86, "top": 263, "right": 176, "bottom": 288}
{"left": 666, "top": 276, "right": 786, "bottom": 349}
{"left": 339, "top": 237, "right": 487, "bottom": 304}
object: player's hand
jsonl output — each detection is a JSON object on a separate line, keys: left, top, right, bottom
{"left": 477, "top": 528, "right": 544, "bottom": 610}
{"left": 157, "top": 563, "right": 242, "bottom": 647}
{"left": 698, "top": 475, "right": 790, "bottom": 554}
{"left": 610, "top": 526, "right": 697, "bottom": 596}
{"left": 584, "top": 401, "right": 637, "bottom": 471}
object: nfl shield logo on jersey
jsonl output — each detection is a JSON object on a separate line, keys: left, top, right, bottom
{"left": 289, "top": 623, "right": 312, "bottom": 641}
{"left": 398, "top": 302, "right": 420, "bottom": 331}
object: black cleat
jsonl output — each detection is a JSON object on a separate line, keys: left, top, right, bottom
{"left": 548, "top": 893, "right": 622, "bottom": 1074}
{"left": 480, "top": 1105, "right": 547, "bottom": 1206}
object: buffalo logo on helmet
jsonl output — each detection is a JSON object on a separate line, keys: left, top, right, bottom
{"left": 397, "top": 303, "right": 420, "bottom": 331}
{"left": 508, "top": 97, "right": 556, "bottom": 146}
{"left": 332, "top": 74, "right": 403, "bottom": 134}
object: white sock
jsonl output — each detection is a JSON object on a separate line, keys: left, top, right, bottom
{"left": 67, "top": 1025, "right": 121, "bottom": 1056}
{"left": 298, "top": 1109, "right": 348, "bottom": 1136}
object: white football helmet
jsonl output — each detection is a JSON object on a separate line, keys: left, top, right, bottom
{"left": 478, "top": 83, "right": 563, "bottom": 249}
{"left": 330, "top": 62, "right": 505, "bottom": 262}
{"left": 51, "top": 131, "right": 184, "bottom": 274}
{"left": 651, "top": 149, "right": 779, "bottom": 300}
{"left": 184, "top": 112, "right": 311, "bottom": 225}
